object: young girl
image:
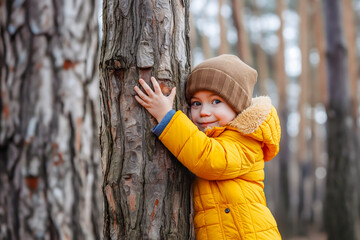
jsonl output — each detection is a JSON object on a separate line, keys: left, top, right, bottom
{"left": 134, "top": 54, "right": 281, "bottom": 239}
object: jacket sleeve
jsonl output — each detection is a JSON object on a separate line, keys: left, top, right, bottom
{"left": 158, "top": 111, "right": 256, "bottom": 180}
{"left": 152, "top": 109, "right": 176, "bottom": 136}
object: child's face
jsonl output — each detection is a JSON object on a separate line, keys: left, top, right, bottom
{"left": 190, "top": 90, "right": 237, "bottom": 131}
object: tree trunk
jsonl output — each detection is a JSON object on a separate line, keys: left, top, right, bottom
{"left": 323, "top": 1, "right": 358, "bottom": 239}
{"left": 309, "top": 1, "right": 327, "bottom": 231}
{"left": 297, "top": 0, "right": 312, "bottom": 234}
{"left": 231, "top": 0, "right": 252, "bottom": 65}
{"left": 99, "top": 1, "right": 193, "bottom": 239}
{"left": 297, "top": 0, "right": 309, "bottom": 167}
{"left": 252, "top": 2, "right": 269, "bottom": 96}
{"left": 274, "top": 0, "right": 291, "bottom": 235}
{"left": 202, "top": 34, "right": 213, "bottom": 60}
{"left": 309, "top": 55, "right": 324, "bottom": 232}
{"left": 342, "top": 0, "right": 360, "bottom": 216}
{"left": 218, "top": 0, "right": 229, "bottom": 55}
{"left": 0, "top": 0, "right": 102, "bottom": 240}
{"left": 310, "top": 0, "right": 327, "bottom": 105}
{"left": 342, "top": 0, "right": 359, "bottom": 130}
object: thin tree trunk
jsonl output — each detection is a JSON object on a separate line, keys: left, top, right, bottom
{"left": 309, "top": 0, "right": 327, "bottom": 232}
{"left": 309, "top": 60, "right": 325, "bottom": 232}
{"left": 343, "top": 0, "right": 359, "bottom": 129}
{"left": 202, "top": 34, "right": 212, "bottom": 60}
{"left": 0, "top": 0, "right": 102, "bottom": 239}
{"left": 252, "top": 1, "right": 269, "bottom": 95}
{"left": 99, "top": 0, "right": 193, "bottom": 239}
{"left": 297, "top": 0, "right": 312, "bottom": 234}
{"left": 310, "top": 0, "right": 327, "bottom": 106}
{"left": 231, "top": 0, "right": 252, "bottom": 64}
{"left": 342, "top": 0, "right": 360, "bottom": 215}
{"left": 255, "top": 45, "right": 269, "bottom": 96}
{"left": 275, "top": 0, "right": 291, "bottom": 236}
{"left": 218, "top": 0, "right": 229, "bottom": 54}
{"left": 323, "top": 0, "right": 358, "bottom": 239}
{"left": 297, "top": 0, "right": 309, "bottom": 166}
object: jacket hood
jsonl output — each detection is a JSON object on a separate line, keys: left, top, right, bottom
{"left": 228, "top": 96, "right": 281, "bottom": 161}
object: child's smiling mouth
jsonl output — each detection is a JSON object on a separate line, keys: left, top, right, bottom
{"left": 198, "top": 121, "right": 218, "bottom": 128}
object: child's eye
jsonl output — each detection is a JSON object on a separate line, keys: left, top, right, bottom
{"left": 191, "top": 101, "right": 201, "bottom": 107}
{"left": 212, "top": 99, "right": 221, "bottom": 104}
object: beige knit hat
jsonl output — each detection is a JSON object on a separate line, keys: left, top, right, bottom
{"left": 186, "top": 54, "right": 258, "bottom": 114}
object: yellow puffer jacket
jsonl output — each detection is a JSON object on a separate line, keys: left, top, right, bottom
{"left": 158, "top": 96, "right": 281, "bottom": 240}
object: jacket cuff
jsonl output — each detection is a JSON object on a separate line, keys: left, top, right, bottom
{"left": 152, "top": 109, "right": 176, "bottom": 137}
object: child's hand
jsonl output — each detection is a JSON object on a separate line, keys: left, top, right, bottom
{"left": 134, "top": 77, "right": 176, "bottom": 123}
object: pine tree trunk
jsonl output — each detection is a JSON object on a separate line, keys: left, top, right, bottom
{"left": 297, "top": 0, "right": 312, "bottom": 234}
{"left": 252, "top": 2, "right": 269, "bottom": 95}
{"left": 201, "top": 34, "right": 213, "bottom": 60}
{"left": 218, "top": 0, "right": 229, "bottom": 55}
{"left": 310, "top": 0, "right": 327, "bottom": 105}
{"left": 231, "top": 0, "right": 252, "bottom": 64}
{"left": 309, "top": 1, "right": 327, "bottom": 231}
{"left": 0, "top": 0, "right": 102, "bottom": 239}
{"left": 99, "top": 1, "right": 193, "bottom": 239}
{"left": 274, "top": 0, "right": 291, "bottom": 235}
{"left": 297, "top": 0, "right": 309, "bottom": 165}
{"left": 323, "top": 1, "right": 358, "bottom": 239}
{"left": 342, "top": 0, "right": 359, "bottom": 129}
{"left": 309, "top": 54, "right": 324, "bottom": 232}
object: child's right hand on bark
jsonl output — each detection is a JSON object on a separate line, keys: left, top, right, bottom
{"left": 134, "top": 77, "right": 176, "bottom": 123}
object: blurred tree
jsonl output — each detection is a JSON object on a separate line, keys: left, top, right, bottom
{"left": 0, "top": 0, "right": 101, "bottom": 239}
{"left": 99, "top": 0, "right": 193, "bottom": 239}
{"left": 310, "top": 0, "right": 327, "bottom": 105}
{"left": 297, "top": 0, "right": 312, "bottom": 234}
{"left": 275, "top": 0, "right": 291, "bottom": 236}
{"left": 218, "top": 0, "right": 229, "bottom": 54}
{"left": 297, "top": 0, "right": 309, "bottom": 166}
{"left": 202, "top": 34, "right": 213, "bottom": 60}
{"left": 252, "top": 2, "right": 269, "bottom": 95}
{"left": 232, "top": 0, "right": 252, "bottom": 64}
{"left": 342, "top": 1, "right": 360, "bottom": 212}
{"left": 309, "top": 0, "right": 328, "bottom": 232}
{"left": 323, "top": 0, "right": 358, "bottom": 239}
{"left": 343, "top": 0, "right": 359, "bottom": 130}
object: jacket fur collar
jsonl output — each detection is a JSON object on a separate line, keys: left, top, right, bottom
{"left": 228, "top": 96, "right": 272, "bottom": 135}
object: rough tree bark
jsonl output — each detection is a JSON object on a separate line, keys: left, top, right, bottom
{"left": 323, "top": 0, "right": 358, "bottom": 239}
{"left": 99, "top": 0, "right": 193, "bottom": 239}
{"left": 0, "top": 0, "right": 102, "bottom": 239}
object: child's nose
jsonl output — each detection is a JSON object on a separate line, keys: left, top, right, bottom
{"left": 200, "top": 104, "right": 211, "bottom": 117}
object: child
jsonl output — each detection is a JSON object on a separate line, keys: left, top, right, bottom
{"left": 134, "top": 54, "right": 281, "bottom": 239}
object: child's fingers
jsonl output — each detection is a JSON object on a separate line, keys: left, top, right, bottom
{"left": 139, "top": 79, "right": 155, "bottom": 97}
{"left": 169, "top": 87, "right": 176, "bottom": 102}
{"left": 134, "top": 95, "right": 150, "bottom": 108}
{"left": 150, "top": 77, "right": 162, "bottom": 95}
{"left": 134, "top": 86, "right": 151, "bottom": 103}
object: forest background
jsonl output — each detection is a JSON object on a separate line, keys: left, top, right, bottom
{"left": 1, "top": 0, "right": 359, "bottom": 239}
